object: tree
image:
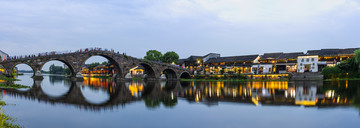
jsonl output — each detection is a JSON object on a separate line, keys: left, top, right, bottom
{"left": 49, "top": 64, "right": 65, "bottom": 74}
{"left": 355, "top": 48, "right": 360, "bottom": 72}
{"left": 101, "top": 61, "right": 109, "bottom": 65}
{"left": 64, "top": 67, "right": 71, "bottom": 75}
{"left": 144, "top": 50, "right": 162, "bottom": 61}
{"left": 337, "top": 57, "right": 356, "bottom": 71}
{"left": 88, "top": 62, "right": 100, "bottom": 70}
{"left": 161, "top": 51, "right": 179, "bottom": 63}
{"left": 321, "top": 66, "right": 342, "bottom": 79}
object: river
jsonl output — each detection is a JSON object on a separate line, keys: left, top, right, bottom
{"left": 1, "top": 73, "right": 360, "bottom": 128}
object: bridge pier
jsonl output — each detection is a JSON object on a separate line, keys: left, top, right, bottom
{"left": 32, "top": 75, "right": 44, "bottom": 80}
{"left": 32, "top": 70, "right": 44, "bottom": 80}
{"left": 167, "top": 78, "right": 179, "bottom": 81}
{"left": 71, "top": 77, "right": 84, "bottom": 81}
{"left": 71, "top": 72, "right": 84, "bottom": 81}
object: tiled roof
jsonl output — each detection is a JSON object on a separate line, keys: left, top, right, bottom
{"left": 307, "top": 48, "right": 359, "bottom": 56}
{"left": 178, "top": 56, "right": 202, "bottom": 63}
{"left": 0, "top": 50, "right": 9, "bottom": 56}
{"left": 339, "top": 48, "right": 359, "bottom": 55}
{"left": 261, "top": 52, "right": 283, "bottom": 59}
{"left": 205, "top": 55, "right": 259, "bottom": 63}
{"left": 278, "top": 52, "right": 305, "bottom": 60}
{"left": 177, "top": 59, "right": 185, "bottom": 64}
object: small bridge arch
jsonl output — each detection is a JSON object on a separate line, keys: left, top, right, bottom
{"left": 162, "top": 68, "right": 178, "bottom": 80}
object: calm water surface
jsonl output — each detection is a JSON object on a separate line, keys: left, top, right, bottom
{"left": 1, "top": 74, "right": 360, "bottom": 128}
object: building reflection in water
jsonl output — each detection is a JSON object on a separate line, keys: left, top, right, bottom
{"left": 1, "top": 75, "right": 360, "bottom": 111}
{"left": 179, "top": 80, "right": 353, "bottom": 107}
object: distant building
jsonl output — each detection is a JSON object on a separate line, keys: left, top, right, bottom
{"left": 0, "top": 50, "right": 9, "bottom": 61}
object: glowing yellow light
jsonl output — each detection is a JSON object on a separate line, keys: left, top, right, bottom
{"left": 295, "top": 101, "right": 316, "bottom": 106}
{"left": 252, "top": 97, "right": 259, "bottom": 106}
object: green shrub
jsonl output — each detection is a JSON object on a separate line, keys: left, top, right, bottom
{"left": 322, "top": 66, "right": 342, "bottom": 79}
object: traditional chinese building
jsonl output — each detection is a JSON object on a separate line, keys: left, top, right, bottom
{"left": 178, "top": 47, "right": 359, "bottom": 74}
{"left": 204, "top": 55, "right": 260, "bottom": 74}
{"left": 253, "top": 52, "right": 283, "bottom": 74}
{"left": 295, "top": 48, "right": 359, "bottom": 73}
{"left": 81, "top": 64, "right": 115, "bottom": 76}
{"left": 0, "top": 50, "right": 9, "bottom": 61}
{"left": 275, "top": 52, "right": 305, "bottom": 73}
{"left": 178, "top": 53, "right": 220, "bottom": 74}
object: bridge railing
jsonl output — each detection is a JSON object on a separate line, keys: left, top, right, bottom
{"left": 5, "top": 47, "right": 118, "bottom": 61}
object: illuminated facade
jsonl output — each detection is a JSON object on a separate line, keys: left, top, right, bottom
{"left": 307, "top": 48, "right": 358, "bottom": 71}
{"left": 275, "top": 52, "right": 304, "bottom": 73}
{"left": 129, "top": 66, "right": 144, "bottom": 78}
{"left": 178, "top": 53, "right": 220, "bottom": 74}
{"left": 81, "top": 64, "right": 115, "bottom": 76}
{"left": 204, "top": 55, "right": 260, "bottom": 74}
{"left": 297, "top": 55, "right": 319, "bottom": 73}
{"left": 178, "top": 48, "right": 359, "bottom": 74}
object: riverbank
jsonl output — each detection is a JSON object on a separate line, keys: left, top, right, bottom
{"left": 181, "top": 78, "right": 289, "bottom": 82}
{"left": 0, "top": 107, "right": 22, "bottom": 128}
{"left": 0, "top": 75, "right": 29, "bottom": 89}
{"left": 0, "top": 97, "right": 22, "bottom": 128}
{"left": 0, "top": 75, "right": 19, "bottom": 82}
{"left": 324, "top": 78, "right": 360, "bottom": 81}
{"left": 183, "top": 74, "right": 289, "bottom": 82}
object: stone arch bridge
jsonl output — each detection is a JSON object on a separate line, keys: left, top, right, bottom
{"left": 0, "top": 50, "right": 191, "bottom": 81}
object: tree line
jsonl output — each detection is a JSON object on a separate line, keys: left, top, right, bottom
{"left": 144, "top": 50, "right": 179, "bottom": 63}
{"left": 43, "top": 64, "right": 71, "bottom": 75}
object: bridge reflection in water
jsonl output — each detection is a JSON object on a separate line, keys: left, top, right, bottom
{"left": 2, "top": 76, "right": 360, "bottom": 111}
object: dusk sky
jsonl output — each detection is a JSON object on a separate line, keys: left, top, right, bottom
{"left": 1, "top": 0, "right": 360, "bottom": 59}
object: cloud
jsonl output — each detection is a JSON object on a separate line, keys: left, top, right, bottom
{"left": 0, "top": 0, "right": 359, "bottom": 58}
{"left": 141, "top": 0, "right": 360, "bottom": 23}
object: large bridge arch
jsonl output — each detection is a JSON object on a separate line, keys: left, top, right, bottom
{"left": 80, "top": 54, "right": 123, "bottom": 80}
{"left": 10, "top": 62, "right": 36, "bottom": 77}
{"left": 39, "top": 59, "right": 76, "bottom": 77}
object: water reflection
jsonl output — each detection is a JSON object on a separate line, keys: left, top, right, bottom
{"left": 2, "top": 75, "right": 360, "bottom": 112}
{"left": 81, "top": 77, "right": 112, "bottom": 104}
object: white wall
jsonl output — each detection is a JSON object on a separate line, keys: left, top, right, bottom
{"left": 297, "top": 55, "right": 318, "bottom": 73}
